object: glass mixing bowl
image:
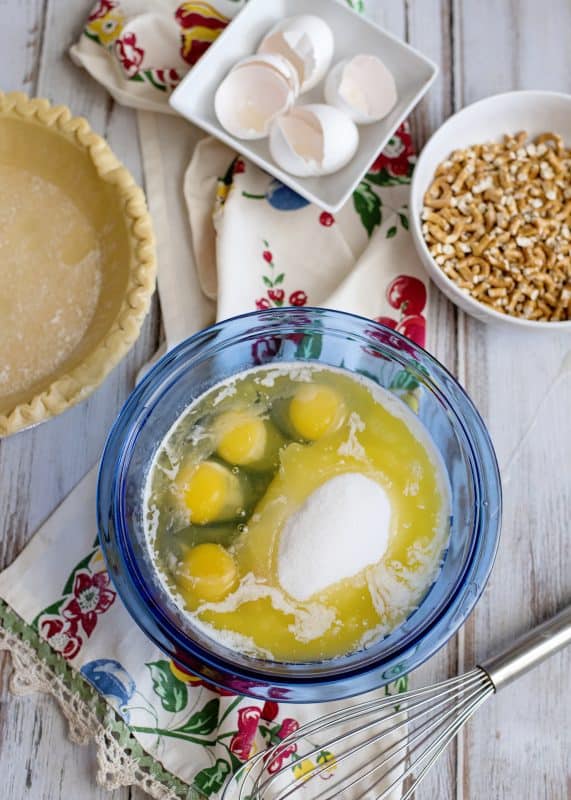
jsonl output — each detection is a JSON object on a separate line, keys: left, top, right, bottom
{"left": 97, "top": 308, "right": 501, "bottom": 702}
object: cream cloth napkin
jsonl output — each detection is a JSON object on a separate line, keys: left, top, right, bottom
{"left": 0, "top": 2, "right": 430, "bottom": 798}
{"left": 70, "top": 0, "right": 247, "bottom": 113}
{"left": 184, "top": 137, "right": 427, "bottom": 332}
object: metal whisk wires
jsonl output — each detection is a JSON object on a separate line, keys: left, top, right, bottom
{"left": 223, "top": 667, "right": 494, "bottom": 800}
{"left": 221, "top": 605, "right": 571, "bottom": 799}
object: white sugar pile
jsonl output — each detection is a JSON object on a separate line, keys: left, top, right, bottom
{"left": 277, "top": 473, "right": 391, "bottom": 601}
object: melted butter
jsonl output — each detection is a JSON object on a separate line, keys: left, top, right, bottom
{"left": 145, "top": 365, "right": 449, "bottom": 662}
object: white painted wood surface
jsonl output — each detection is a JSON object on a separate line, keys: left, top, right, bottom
{"left": 0, "top": 2, "right": 569, "bottom": 798}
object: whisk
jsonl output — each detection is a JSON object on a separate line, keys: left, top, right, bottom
{"left": 222, "top": 605, "right": 571, "bottom": 800}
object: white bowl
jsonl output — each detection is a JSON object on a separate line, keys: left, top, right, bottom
{"left": 170, "top": 0, "right": 437, "bottom": 212}
{"left": 410, "top": 90, "right": 571, "bottom": 330}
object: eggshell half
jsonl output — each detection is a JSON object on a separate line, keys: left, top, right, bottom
{"left": 259, "top": 15, "right": 334, "bottom": 93}
{"left": 215, "top": 55, "right": 297, "bottom": 140}
{"left": 244, "top": 52, "right": 301, "bottom": 97}
{"left": 269, "top": 104, "right": 359, "bottom": 177}
{"left": 324, "top": 54, "right": 398, "bottom": 124}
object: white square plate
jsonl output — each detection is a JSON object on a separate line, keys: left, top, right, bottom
{"left": 170, "top": 0, "right": 438, "bottom": 212}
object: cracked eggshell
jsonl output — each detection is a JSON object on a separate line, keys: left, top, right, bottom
{"left": 245, "top": 52, "right": 301, "bottom": 97}
{"left": 324, "top": 55, "right": 398, "bottom": 124}
{"left": 214, "top": 54, "right": 298, "bottom": 140}
{"left": 258, "top": 15, "right": 334, "bottom": 93}
{"left": 269, "top": 104, "right": 359, "bottom": 177}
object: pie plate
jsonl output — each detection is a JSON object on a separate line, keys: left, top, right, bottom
{"left": 0, "top": 92, "right": 156, "bottom": 436}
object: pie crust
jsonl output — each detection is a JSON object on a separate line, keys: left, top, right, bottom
{"left": 0, "top": 92, "right": 156, "bottom": 436}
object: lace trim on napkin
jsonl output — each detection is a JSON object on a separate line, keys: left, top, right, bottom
{"left": 0, "top": 600, "right": 201, "bottom": 800}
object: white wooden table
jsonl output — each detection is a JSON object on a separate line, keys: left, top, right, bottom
{"left": 1, "top": 2, "right": 569, "bottom": 798}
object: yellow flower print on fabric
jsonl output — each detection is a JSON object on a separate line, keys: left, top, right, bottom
{"left": 169, "top": 660, "right": 194, "bottom": 683}
{"left": 316, "top": 749, "right": 337, "bottom": 777}
{"left": 292, "top": 759, "right": 315, "bottom": 780}
{"left": 85, "top": 0, "right": 125, "bottom": 47}
{"left": 216, "top": 181, "right": 230, "bottom": 206}
{"left": 175, "top": 2, "right": 229, "bottom": 66}
{"left": 88, "top": 549, "right": 106, "bottom": 571}
{"left": 214, "top": 157, "right": 245, "bottom": 213}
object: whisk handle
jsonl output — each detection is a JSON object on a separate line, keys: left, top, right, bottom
{"left": 480, "top": 605, "right": 571, "bottom": 691}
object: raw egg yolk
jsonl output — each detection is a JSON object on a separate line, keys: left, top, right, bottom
{"left": 176, "top": 461, "right": 238, "bottom": 525}
{"left": 289, "top": 384, "right": 346, "bottom": 440}
{"left": 178, "top": 543, "right": 238, "bottom": 603}
{"left": 215, "top": 411, "right": 267, "bottom": 465}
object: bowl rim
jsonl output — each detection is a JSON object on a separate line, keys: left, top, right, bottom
{"left": 0, "top": 91, "right": 156, "bottom": 437}
{"left": 410, "top": 89, "right": 571, "bottom": 330}
{"left": 98, "top": 308, "right": 502, "bottom": 701}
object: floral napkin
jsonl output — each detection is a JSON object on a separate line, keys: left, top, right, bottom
{"left": 185, "top": 132, "right": 426, "bottom": 335}
{"left": 0, "top": 1, "right": 431, "bottom": 798}
{"left": 70, "top": 0, "right": 248, "bottom": 112}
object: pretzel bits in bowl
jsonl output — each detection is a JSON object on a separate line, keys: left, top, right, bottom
{"left": 410, "top": 91, "right": 571, "bottom": 329}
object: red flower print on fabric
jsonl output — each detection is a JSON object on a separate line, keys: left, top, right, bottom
{"left": 366, "top": 275, "right": 428, "bottom": 354}
{"left": 266, "top": 740, "right": 298, "bottom": 773}
{"left": 365, "top": 323, "right": 418, "bottom": 360}
{"left": 152, "top": 68, "right": 181, "bottom": 88}
{"left": 252, "top": 336, "right": 281, "bottom": 365}
{"left": 115, "top": 32, "right": 144, "bottom": 78}
{"left": 369, "top": 124, "right": 415, "bottom": 177}
{"left": 40, "top": 617, "right": 83, "bottom": 661}
{"left": 289, "top": 290, "right": 307, "bottom": 307}
{"left": 268, "top": 288, "right": 285, "bottom": 303}
{"left": 230, "top": 707, "right": 262, "bottom": 761}
{"left": 385, "top": 275, "right": 427, "bottom": 347}
{"left": 319, "top": 211, "right": 335, "bottom": 227}
{"left": 256, "top": 240, "right": 308, "bottom": 310}
{"left": 88, "top": 0, "right": 116, "bottom": 21}
{"left": 61, "top": 570, "right": 116, "bottom": 637}
{"left": 386, "top": 275, "right": 427, "bottom": 316}
{"left": 261, "top": 700, "right": 279, "bottom": 722}
{"left": 396, "top": 314, "right": 426, "bottom": 347}
{"left": 266, "top": 718, "right": 300, "bottom": 773}
{"left": 277, "top": 718, "right": 299, "bottom": 739}
{"left": 34, "top": 546, "right": 118, "bottom": 662}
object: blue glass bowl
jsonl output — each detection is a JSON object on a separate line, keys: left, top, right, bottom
{"left": 97, "top": 308, "right": 501, "bottom": 702}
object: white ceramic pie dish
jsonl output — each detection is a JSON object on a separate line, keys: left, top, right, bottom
{"left": 169, "top": 0, "right": 437, "bottom": 212}
{"left": 410, "top": 90, "right": 571, "bottom": 330}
